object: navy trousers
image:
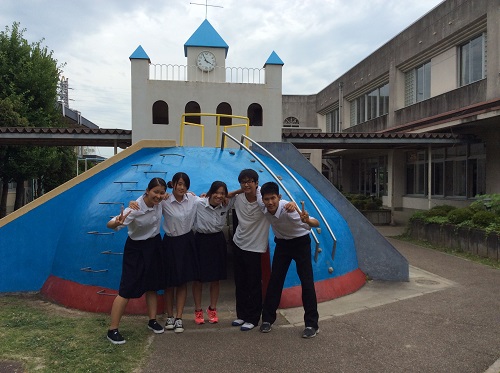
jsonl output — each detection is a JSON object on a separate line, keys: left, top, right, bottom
{"left": 261, "top": 234, "right": 319, "bottom": 330}
{"left": 232, "top": 243, "right": 263, "bottom": 326}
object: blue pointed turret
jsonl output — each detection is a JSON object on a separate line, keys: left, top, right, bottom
{"left": 184, "top": 19, "right": 229, "bottom": 57}
{"left": 129, "top": 45, "right": 151, "bottom": 62}
{"left": 265, "top": 50, "right": 284, "bottom": 66}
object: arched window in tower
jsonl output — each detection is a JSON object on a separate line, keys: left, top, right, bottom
{"left": 283, "top": 117, "right": 299, "bottom": 127}
{"left": 185, "top": 101, "right": 201, "bottom": 124}
{"left": 216, "top": 102, "right": 232, "bottom": 126}
{"left": 247, "top": 103, "right": 263, "bottom": 126}
{"left": 152, "top": 100, "right": 169, "bottom": 124}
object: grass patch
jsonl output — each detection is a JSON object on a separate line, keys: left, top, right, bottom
{"left": 0, "top": 294, "right": 152, "bottom": 372}
{"left": 394, "top": 234, "right": 500, "bottom": 270}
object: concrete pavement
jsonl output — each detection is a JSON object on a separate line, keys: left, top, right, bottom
{"left": 140, "top": 226, "right": 500, "bottom": 373}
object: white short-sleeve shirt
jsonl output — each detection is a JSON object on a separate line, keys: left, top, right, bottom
{"left": 161, "top": 193, "right": 200, "bottom": 237}
{"left": 194, "top": 197, "right": 235, "bottom": 234}
{"left": 263, "top": 199, "right": 312, "bottom": 240}
{"left": 233, "top": 189, "right": 270, "bottom": 253}
{"left": 110, "top": 195, "right": 162, "bottom": 240}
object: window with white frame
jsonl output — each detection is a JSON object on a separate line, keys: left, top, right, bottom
{"left": 405, "top": 61, "right": 431, "bottom": 106}
{"left": 350, "top": 83, "right": 389, "bottom": 126}
{"left": 326, "top": 109, "right": 340, "bottom": 132}
{"left": 460, "top": 33, "right": 486, "bottom": 86}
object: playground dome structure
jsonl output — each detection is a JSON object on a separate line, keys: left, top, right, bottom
{"left": 0, "top": 128, "right": 408, "bottom": 314}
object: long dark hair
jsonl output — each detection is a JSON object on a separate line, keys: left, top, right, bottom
{"left": 206, "top": 181, "right": 228, "bottom": 197}
{"left": 167, "top": 172, "right": 190, "bottom": 189}
{"left": 147, "top": 177, "right": 167, "bottom": 191}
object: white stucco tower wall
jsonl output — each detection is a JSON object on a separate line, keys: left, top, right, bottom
{"left": 130, "top": 20, "right": 284, "bottom": 148}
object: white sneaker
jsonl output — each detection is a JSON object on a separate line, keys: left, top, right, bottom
{"left": 231, "top": 318, "right": 244, "bottom": 326}
{"left": 240, "top": 322, "right": 255, "bottom": 331}
{"left": 174, "top": 318, "right": 184, "bottom": 333}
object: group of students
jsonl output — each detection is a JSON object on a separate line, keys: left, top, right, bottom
{"left": 106, "top": 169, "right": 320, "bottom": 345}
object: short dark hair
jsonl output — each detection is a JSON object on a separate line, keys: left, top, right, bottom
{"left": 206, "top": 181, "right": 228, "bottom": 197}
{"left": 261, "top": 181, "right": 279, "bottom": 197}
{"left": 238, "top": 169, "right": 259, "bottom": 183}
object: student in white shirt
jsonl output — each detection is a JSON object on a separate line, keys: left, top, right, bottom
{"left": 192, "top": 181, "right": 235, "bottom": 325}
{"left": 106, "top": 177, "right": 167, "bottom": 345}
{"left": 258, "top": 181, "right": 320, "bottom": 339}
{"left": 231, "top": 169, "right": 270, "bottom": 331}
{"left": 160, "top": 172, "right": 200, "bottom": 333}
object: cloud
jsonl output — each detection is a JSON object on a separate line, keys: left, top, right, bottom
{"left": 1, "top": 0, "right": 443, "bottom": 135}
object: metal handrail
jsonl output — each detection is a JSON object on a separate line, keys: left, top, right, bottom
{"left": 240, "top": 134, "right": 338, "bottom": 260}
{"left": 180, "top": 113, "right": 249, "bottom": 147}
{"left": 180, "top": 117, "right": 205, "bottom": 146}
{"left": 221, "top": 131, "right": 322, "bottom": 262}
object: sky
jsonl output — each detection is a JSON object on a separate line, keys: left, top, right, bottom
{"left": 2, "top": 0, "right": 443, "bottom": 156}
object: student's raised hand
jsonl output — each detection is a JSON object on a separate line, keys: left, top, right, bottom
{"left": 129, "top": 201, "right": 140, "bottom": 210}
{"left": 115, "top": 206, "right": 131, "bottom": 225}
{"left": 297, "top": 201, "right": 310, "bottom": 222}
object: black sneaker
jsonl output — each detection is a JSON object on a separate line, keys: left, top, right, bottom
{"left": 259, "top": 322, "right": 272, "bottom": 333}
{"left": 174, "top": 318, "right": 184, "bottom": 333}
{"left": 302, "top": 327, "right": 319, "bottom": 339}
{"left": 148, "top": 319, "right": 165, "bottom": 334}
{"left": 107, "top": 329, "right": 126, "bottom": 345}
{"left": 165, "top": 316, "right": 175, "bottom": 330}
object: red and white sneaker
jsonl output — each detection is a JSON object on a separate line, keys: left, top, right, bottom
{"left": 194, "top": 309, "right": 205, "bottom": 325}
{"left": 206, "top": 307, "right": 218, "bottom": 324}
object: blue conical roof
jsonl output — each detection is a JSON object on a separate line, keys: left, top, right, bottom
{"left": 184, "top": 19, "right": 229, "bottom": 57}
{"left": 265, "top": 51, "right": 284, "bottom": 66}
{"left": 129, "top": 45, "right": 151, "bottom": 62}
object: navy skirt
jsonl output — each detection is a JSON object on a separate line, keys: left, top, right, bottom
{"left": 118, "top": 234, "right": 162, "bottom": 299}
{"left": 162, "top": 231, "right": 199, "bottom": 287}
{"left": 195, "top": 231, "right": 228, "bottom": 282}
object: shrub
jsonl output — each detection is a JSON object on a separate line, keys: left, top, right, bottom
{"left": 448, "top": 208, "right": 474, "bottom": 224}
{"left": 471, "top": 210, "right": 497, "bottom": 228}
{"left": 471, "top": 194, "right": 500, "bottom": 216}
{"left": 426, "top": 205, "right": 456, "bottom": 217}
{"left": 344, "top": 193, "right": 383, "bottom": 210}
{"left": 409, "top": 211, "right": 428, "bottom": 222}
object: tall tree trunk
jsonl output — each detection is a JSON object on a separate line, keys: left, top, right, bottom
{"left": 0, "top": 179, "right": 8, "bottom": 218}
{"left": 14, "top": 178, "right": 25, "bottom": 210}
{"left": 36, "top": 177, "right": 43, "bottom": 198}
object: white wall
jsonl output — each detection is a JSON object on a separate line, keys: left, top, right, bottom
{"left": 131, "top": 57, "right": 283, "bottom": 148}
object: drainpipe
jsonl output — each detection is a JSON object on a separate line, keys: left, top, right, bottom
{"left": 428, "top": 145, "right": 432, "bottom": 210}
{"left": 338, "top": 82, "right": 343, "bottom": 130}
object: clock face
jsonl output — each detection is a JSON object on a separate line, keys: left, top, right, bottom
{"left": 197, "top": 51, "right": 216, "bottom": 72}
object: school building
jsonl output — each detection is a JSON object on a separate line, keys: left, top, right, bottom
{"left": 282, "top": 0, "right": 499, "bottom": 223}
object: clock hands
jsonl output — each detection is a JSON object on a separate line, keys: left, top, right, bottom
{"left": 203, "top": 54, "right": 214, "bottom": 66}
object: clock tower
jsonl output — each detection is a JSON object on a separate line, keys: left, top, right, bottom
{"left": 184, "top": 19, "right": 228, "bottom": 82}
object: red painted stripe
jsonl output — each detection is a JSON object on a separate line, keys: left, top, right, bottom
{"left": 278, "top": 268, "right": 367, "bottom": 308}
{"left": 41, "top": 275, "right": 163, "bottom": 315}
{"left": 41, "top": 268, "right": 366, "bottom": 314}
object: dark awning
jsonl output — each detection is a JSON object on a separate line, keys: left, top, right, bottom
{"left": 0, "top": 127, "right": 132, "bottom": 149}
{"left": 282, "top": 131, "right": 476, "bottom": 150}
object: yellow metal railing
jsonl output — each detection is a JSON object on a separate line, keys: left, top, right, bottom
{"left": 180, "top": 113, "right": 249, "bottom": 147}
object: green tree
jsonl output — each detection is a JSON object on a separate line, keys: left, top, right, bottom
{"left": 0, "top": 22, "right": 76, "bottom": 216}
